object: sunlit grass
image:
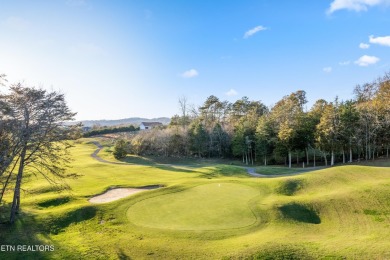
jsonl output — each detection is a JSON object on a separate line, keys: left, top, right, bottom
{"left": 0, "top": 139, "right": 389, "bottom": 259}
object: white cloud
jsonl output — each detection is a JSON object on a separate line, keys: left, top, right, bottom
{"left": 3, "top": 16, "right": 30, "bottom": 30}
{"left": 355, "top": 55, "right": 380, "bottom": 66}
{"left": 323, "top": 67, "right": 333, "bottom": 73}
{"left": 339, "top": 61, "right": 351, "bottom": 65}
{"left": 359, "top": 43, "right": 370, "bottom": 49}
{"left": 181, "top": 69, "right": 198, "bottom": 78}
{"left": 369, "top": 35, "right": 390, "bottom": 47}
{"left": 243, "top": 25, "right": 268, "bottom": 39}
{"left": 225, "top": 89, "right": 238, "bottom": 96}
{"left": 327, "top": 0, "right": 390, "bottom": 14}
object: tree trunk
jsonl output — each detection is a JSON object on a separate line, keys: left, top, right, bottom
{"left": 288, "top": 151, "right": 292, "bottom": 168}
{"left": 342, "top": 149, "right": 345, "bottom": 164}
{"left": 264, "top": 155, "right": 267, "bottom": 166}
{"left": 365, "top": 125, "right": 369, "bottom": 160}
{"left": 250, "top": 149, "right": 254, "bottom": 165}
{"left": 10, "top": 146, "right": 27, "bottom": 223}
{"left": 331, "top": 150, "right": 334, "bottom": 166}
{"left": 306, "top": 147, "right": 309, "bottom": 167}
{"left": 313, "top": 149, "right": 316, "bottom": 168}
{"left": 324, "top": 152, "right": 328, "bottom": 166}
{"left": 296, "top": 152, "right": 299, "bottom": 167}
{"left": 368, "top": 143, "right": 371, "bottom": 160}
{"left": 349, "top": 147, "right": 353, "bottom": 163}
{"left": 387, "top": 147, "right": 389, "bottom": 158}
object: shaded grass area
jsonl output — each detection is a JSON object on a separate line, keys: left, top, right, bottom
{"left": 255, "top": 166, "right": 321, "bottom": 175}
{"left": 37, "top": 197, "right": 72, "bottom": 208}
{"left": 46, "top": 206, "right": 98, "bottom": 234}
{"left": 276, "top": 179, "right": 305, "bottom": 196}
{"left": 278, "top": 203, "right": 321, "bottom": 224}
{"left": 1, "top": 140, "right": 390, "bottom": 259}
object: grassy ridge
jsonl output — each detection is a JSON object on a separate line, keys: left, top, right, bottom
{"left": 0, "top": 139, "right": 389, "bottom": 259}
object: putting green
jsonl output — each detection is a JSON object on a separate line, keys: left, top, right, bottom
{"left": 127, "top": 183, "right": 260, "bottom": 231}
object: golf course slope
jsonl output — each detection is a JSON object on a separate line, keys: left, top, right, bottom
{"left": 0, "top": 141, "right": 389, "bottom": 259}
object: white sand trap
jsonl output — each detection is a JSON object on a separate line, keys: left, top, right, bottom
{"left": 89, "top": 186, "right": 159, "bottom": 204}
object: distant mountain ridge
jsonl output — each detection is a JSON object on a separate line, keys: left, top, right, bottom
{"left": 69, "top": 117, "right": 171, "bottom": 127}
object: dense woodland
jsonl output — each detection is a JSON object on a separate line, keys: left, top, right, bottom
{"left": 83, "top": 125, "right": 139, "bottom": 137}
{"left": 115, "top": 72, "right": 390, "bottom": 167}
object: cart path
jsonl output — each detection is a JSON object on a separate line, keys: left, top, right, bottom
{"left": 91, "top": 141, "right": 128, "bottom": 165}
{"left": 90, "top": 141, "right": 316, "bottom": 178}
{"left": 244, "top": 166, "right": 319, "bottom": 178}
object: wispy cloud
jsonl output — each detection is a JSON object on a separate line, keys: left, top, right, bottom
{"left": 355, "top": 55, "right": 380, "bottom": 66}
{"left": 369, "top": 35, "right": 390, "bottom": 47}
{"left": 243, "top": 25, "right": 268, "bottom": 39}
{"left": 327, "top": 0, "right": 390, "bottom": 14}
{"left": 3, "top": 16, "right": 30, "bottom": 30}
{"left": 323, "top": 67, "right": 333, "bottom": 73}
{"left": 339, "top": 61, "right": 351, "bottom": 66}
{"left": 181, "top": 69, "right": 198, "bottom": 78}
{"left": 359, "top": 43, "right": 370, "bottom": 49}
{"left": 225, "top": 89, "right": 238, "bottom": 96}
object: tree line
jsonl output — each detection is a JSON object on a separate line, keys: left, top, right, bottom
{"left": 114, "top": 72, "right": 390, "bottom": 167}
{"left": 83, "top": 125, "right": 139, "bottom": 137}
{"left": 0, "top": 76, "right": 79, "bottom": 223}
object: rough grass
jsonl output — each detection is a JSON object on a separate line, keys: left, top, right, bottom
{"left": 0, "top": 139, "right": 389, "bottom": 259}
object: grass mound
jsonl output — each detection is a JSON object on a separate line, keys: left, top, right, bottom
{"left": 278, "top": 203, "right": 321, "bottom": 224}
{"left": 127, "top": 183, "right": 261, "bottom": 231}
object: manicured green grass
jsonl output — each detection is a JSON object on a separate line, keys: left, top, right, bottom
{"left": 0, "top": 139, "right": 389, "bottom": 259}
{"left": 127, "top": 183, "right": 260, "bottom": 230}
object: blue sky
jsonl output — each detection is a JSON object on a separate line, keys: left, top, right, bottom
{"left": 1, "top": 0, "right": 390, "bottom": 120}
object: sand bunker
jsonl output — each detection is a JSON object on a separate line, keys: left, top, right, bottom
{"left": 89, "top": 186, "right": 160, "bottom": 204}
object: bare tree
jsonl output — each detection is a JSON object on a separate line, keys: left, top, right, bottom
{"left": 178, "top": 96, "right": 189, "bottom": 129}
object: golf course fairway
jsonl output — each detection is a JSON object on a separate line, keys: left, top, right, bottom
{"left": 127, "top": 183, "right": 260, "bottom": 230}
{"left": 1, "top": 140, "right": 390, "bottom": 259}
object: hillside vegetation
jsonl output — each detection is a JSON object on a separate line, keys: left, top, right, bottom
{"left": 0, "top": 140, "right": 389, "bottom": 259}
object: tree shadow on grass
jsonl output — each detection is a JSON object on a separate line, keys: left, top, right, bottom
{"left": 45, "top": 206, "right": 97, "bottom": 234}
{"left": 279, "top": 203, "right": 321, "bottom": 224}
{"left": 37, "top": 196, "right": 72, "bottom": 208}
{"left": 0, "top": 204, "right": 76, "bottom": 259}
{"left": 117, "top": 248, "right": 132, "bottom": 260}
{"left": 276, "top": 179, "right": 305, "bottom": 196}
